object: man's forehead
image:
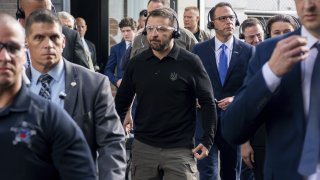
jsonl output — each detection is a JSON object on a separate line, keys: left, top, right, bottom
{"left": 147, "top": 16, "right": 169, "bottom": 25}
{"left": 28, "top": 22, "right": 61, "bottom": 35}
{"left": 0, "top": 24, "right": 25, "bottom": 43}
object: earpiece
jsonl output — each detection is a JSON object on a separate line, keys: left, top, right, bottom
{"left": 143, "top": 10, "right": 148, "bottom": 17}
{"left": 16, "top": 0, "right": 56, "bottom": 20}
{"left": 16, "top": 0, "right": 25, "bottom": 19}
{"left": 142, "top": 12, "right": 180, "bottom": 39}
{"left": 207, "top": 6, "right": 240, "bottom": 30}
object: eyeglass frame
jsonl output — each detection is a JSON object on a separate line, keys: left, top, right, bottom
{"left": 213, "top": 15, "right": 236, "bottom": 22}
{"left": 0, "top": 42, "right": 25, "bottom": 57}
{"left": 145, "top": 25, "right": 176, "bottom": 34}
{"left": 244, "top": 32, "right": 264, "bottom": 41}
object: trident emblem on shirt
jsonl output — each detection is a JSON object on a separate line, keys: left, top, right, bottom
{"left": 170, "top": 72, "right": 178, "bottom": 81}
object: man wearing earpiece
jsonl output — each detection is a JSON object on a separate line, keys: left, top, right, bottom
{"left": 130, "top": 0, "right": 198, "bottom": 59}
{"left": 240, "top": 18, "right": 265, "bottom": 46}
{"left": 192, "top": 2, "right": 254, "bottom": 180}
{"left": 115, "top": 7, "right": 217, "bottom": 180}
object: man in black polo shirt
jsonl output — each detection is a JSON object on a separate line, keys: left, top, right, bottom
{"left": 115, "top": 7, "right": 217, "bottom": 180}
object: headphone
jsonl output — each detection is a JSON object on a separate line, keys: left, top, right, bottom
{"left": 142, "top": 12, "right": 181, "bottom": 39}
{"left": 207, "top": 7, "right": 240, "bottom": 30}
{"left": 16, "top": 0, "right": 25, "bottom": 19}
{"left": 16, "top": 0, "right": 56, "bottom": 20}
{"left": 143, "top": 10, "right": 148, "bottom": 17}
{"left": 239, "top": 18, "right": 266, "bottom": 39}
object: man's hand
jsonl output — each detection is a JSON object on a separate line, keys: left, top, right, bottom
{"left": 116, "top": 79, "right": 122, "bottom": 88}
{"left": 123, "top": 110, "right": 133, "bottom": 134}
{"left": 217, "top": 96, "right": 234, "bottom": 110}
{"left": 241, "top": 141, "right": 254, "bottom": 169}
{"left": 192, "top": 143, "right": 209, "bottom": 160}
{"left": 268, "top": 35, "right": 309, "bottom": 77}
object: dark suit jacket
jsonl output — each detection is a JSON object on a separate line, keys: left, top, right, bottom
{"left": 62, "top": 26, "right": 90, "bottom": 69}
{"left": 27, "top": 60, "right": 126, "bottom": 180}
{"left": 85, "top": 39, "right": 98, "bottom": 69}
{"left": 221, "top": 30, "right": 305, "bottom": 180}
{"left": 104, "top": 40, "right": 126, "bottom": 86}
{"left": 192, "top": 37, "right": 254, "bottom": 116}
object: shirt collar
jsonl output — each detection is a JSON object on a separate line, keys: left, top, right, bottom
{"left": 301, "top": 26, "right": 320, "bottom": 49}
{"left": 31, "top": 58, "right": 64, "bottom": 84}
{"left": 0, "top": 85, "right": 30, "bottom": 116}
{"left": 145, "top": 43, "right": 180, "bottom": 61}
{"left": 215, "top": 36, "right": 234, "bottom": 51}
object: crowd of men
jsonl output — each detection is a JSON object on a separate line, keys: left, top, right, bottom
{"left": 1, "top": 0, "right": 320, "bottom": 179}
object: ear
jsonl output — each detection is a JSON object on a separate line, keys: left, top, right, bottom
{"left": 61, "top": 34, "right": 66, "bottom": 49}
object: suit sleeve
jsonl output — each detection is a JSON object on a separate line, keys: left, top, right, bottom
{"left": 45, "top": 103, "right": 96, "bottom": 180}
{"left": 104, "top": 46, "right": 119, "bottom": 86}
{"left": 221, "top": 47, "right": 273, "bottom": 145}
{"left": 193, "top": 55, "right": 217, "bottom": 151}
{"left": 94, "top": 76, "right": 126, "bottom": 180}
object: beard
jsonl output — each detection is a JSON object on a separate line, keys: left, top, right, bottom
{"left": 149, "top": 37, "right": 172, "bottom": 52}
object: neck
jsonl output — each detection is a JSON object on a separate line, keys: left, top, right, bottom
{"left": 215, "top": 34, "right": 232, "bottom": 43}
{"left": 0, "top": 80, "right": 21, "bottom": 108}
{"left": 152, "top": 40, "right": 174, "bottom": 60}
{"left": 187, "top": 26, "right": 198, "bottom": 34}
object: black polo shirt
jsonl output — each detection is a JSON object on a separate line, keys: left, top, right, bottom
{"left": 115, "top": 44, "right": 217, "bottom": 150}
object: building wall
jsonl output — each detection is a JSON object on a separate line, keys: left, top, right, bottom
{"left": 0, "top": 0, "right": 17, "bottom": 18}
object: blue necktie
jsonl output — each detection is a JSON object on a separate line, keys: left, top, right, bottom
{"left": 38, "top": 74, "right": 53, "bottom": 100}
{"left": 218, "top": 44, "right": 228, "bottom": 85}
{"left": 298, "top": 43, "right": 320, "bottom": 176}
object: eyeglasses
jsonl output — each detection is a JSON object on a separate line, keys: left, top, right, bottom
{"left": 0, "top": 42, "right": 24, "bottom": 56}
{"left": 245, "top": 32, "right": 263, "bottom": 41}
{"left": 145, "top": 25, "right": 175, "bottom": 33}
{"left": 214, "top": 15, "right": 236, "bottom": 22}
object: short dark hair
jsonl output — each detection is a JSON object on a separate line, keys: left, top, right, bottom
{"left": 147, "top": 0, "right": 167, "bottom": 6}
{"left": 266, "top": 14, "right": 298, "bottom": 34}
{"left": 119, "top": 17, "right": 136, "bottom": 30}
{"left": 148, "top": 7, "right": 177, "bottom": 27}
{"left": 209, "top": 2, "right": 234, "bottom": 20}
{"left": 25, "top": 9, "right": 62, "bottom": 36}
{"left": 241, "top": 18, "right": 263, "bottom": 33}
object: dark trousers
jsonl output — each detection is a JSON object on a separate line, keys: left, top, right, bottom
{"left": 195, "top": 111, "right": 241, "bottom": 180}
{"left": 252, "top": 147, "right": 265, "bottom": 180}
{"left": 241, "top": 160, "right": 255, "bottom": 180}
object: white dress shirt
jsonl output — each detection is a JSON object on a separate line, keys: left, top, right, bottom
{"left": 214, "top": 37, "right": 234, "bottom": 68}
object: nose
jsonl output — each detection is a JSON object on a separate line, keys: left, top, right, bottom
{"left": 0, "top": 47, "right": 11, "bottom": 61}
{"left": 44, "top": 37, "right": 54, "bottom": 48}
{"left": 253, "top": 35, "right": 260, "bottom": 42}
{"left": 151, "top": 28, "right": 159, "bottom": 36}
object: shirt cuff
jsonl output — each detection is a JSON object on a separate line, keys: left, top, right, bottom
{"left": 262, "top": 63, "right": 281, "bottom": 92}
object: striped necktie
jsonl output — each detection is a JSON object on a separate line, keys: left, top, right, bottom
{"left": 38, "top": 74, "right": 53, "bottom": 100}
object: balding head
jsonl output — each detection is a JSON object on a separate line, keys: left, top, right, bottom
{"left": 75, "top": 17, "right": 87, "bottom": 38}
{"left": 0, "top": 13, "right": 25, "bottom": 45}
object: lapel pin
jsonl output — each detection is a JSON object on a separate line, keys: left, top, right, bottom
{"left": 71, "top": 81, "right": 76, "bottom": 87}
